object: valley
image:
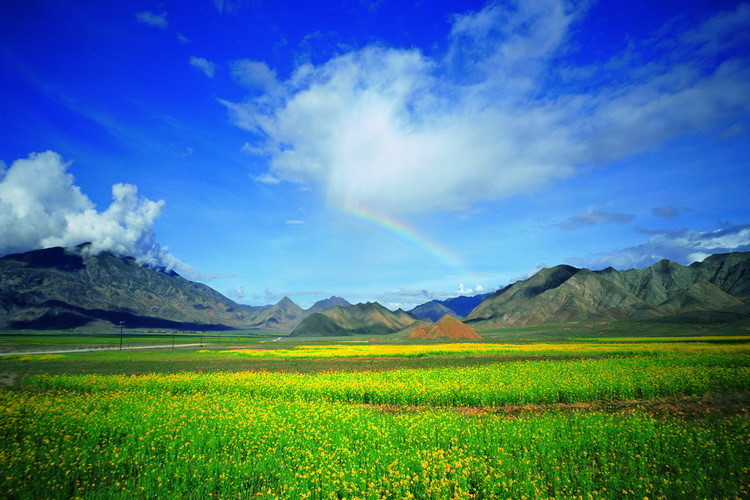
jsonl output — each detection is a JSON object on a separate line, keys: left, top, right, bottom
{"left": 0, "top": 325, "right": 747, "bottom": 498}
{"left": 1, "top": 247, "right": 748, "bottom": 498}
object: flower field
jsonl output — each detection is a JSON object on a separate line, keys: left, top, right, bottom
{"left": 0, "top": 340, "right": 748, "bottom": 498}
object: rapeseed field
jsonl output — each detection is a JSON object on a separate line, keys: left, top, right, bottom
{"left": 0, "top": 341, "right": 747, "bottom": 498}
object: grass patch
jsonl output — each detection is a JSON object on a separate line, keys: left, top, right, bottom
{"left": 0, "top": 390, "right": 746, "bottom": 499}
{"left": 2, "top": 334, "right": 748, "bottom": 498}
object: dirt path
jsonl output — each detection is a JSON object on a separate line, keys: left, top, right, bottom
{"left": 0, "top": 344, "right": 204, "bottom": 357}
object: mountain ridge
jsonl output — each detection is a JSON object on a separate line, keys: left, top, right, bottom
{"left": 466, "top": 252, "right": 749, "bottom": 327}
{"left": 408, "top": 292, "right": 491, "bottom": 321}
{"left": 1, "top": 246, "right": 747, "bottom": 333}
{"left": 290, "top": 302, "right": 419, "bottom": 337}
{"left": 0, "top": 246, "right": 309, "bottom": 331}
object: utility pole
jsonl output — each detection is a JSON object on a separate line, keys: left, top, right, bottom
{"left": 119, "top": 321, "right": 125, "bottom": 350}
{"left": 172, "top": 330, "right": 175, "bottom": 349}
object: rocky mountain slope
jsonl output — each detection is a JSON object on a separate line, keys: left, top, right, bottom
{"left": 245, "top": 297, "right": 304, "bottom": 330}
{"left": 290, "top": 302, "right": 418, "bottom": 337}
{"left": 0, "top": 245, "right": 303, "bottom": 331}
{"left": 466, "top": 252, "right": 749, "bottom": 327}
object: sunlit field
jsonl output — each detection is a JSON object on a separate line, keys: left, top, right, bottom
{"left": 1, "top": 334, "right": 748, "bottom": 498}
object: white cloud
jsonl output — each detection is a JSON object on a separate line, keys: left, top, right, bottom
{"left": 135, "top": 11, "right": 168, "bottom": 29}
{"left": 561, "top": 209, "right": 635, "bottom": 230}
{"left": 375, "top": 288, "right": 455, "bottom": 310}
{"left": 0, "top": 151, "right": 185, "bottom": 272}
{"left": 687, "top": 252, "right": 711, "bottom": 263}
{"left": 457, "top": 283, "right": 473, "bottom": 295}
{"left": 190, "top": 57, "right": 217, "bottom": 78}
{"left": 571, "top": 225, "right": 750, "bottom": 270}
{"left": 231, "top": 59, "right": 278, "bottom": 91}
{"left": 516, "top": 264, "right": 547, "bottom": 282}
{"left": 229, "top": 285, "right": 246, "bottom": 299}
{"left": 285, "top": 219, "right": 304, "bottom": 225}
{"left": 222, "top": 1, "right": 750, "bottom": 215}
{"left": 253, "top": 173, "right": 281, "bottom": 185}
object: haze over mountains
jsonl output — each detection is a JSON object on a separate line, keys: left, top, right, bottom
{"left": 0, "top": 244, "right": 748, "bottom": 335}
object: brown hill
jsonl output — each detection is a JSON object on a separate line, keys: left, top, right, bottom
{"left": 409, "top": 315, "right": 483, "bottom": 340}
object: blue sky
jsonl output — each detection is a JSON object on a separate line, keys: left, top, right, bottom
{"left": 1, "top": 0, "right": 749, "bottom": 309}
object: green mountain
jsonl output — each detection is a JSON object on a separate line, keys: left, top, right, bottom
{"left": 290, "top": 302, "right": 418, "bottom": 337}
{"left": 466, "top": 252, "right": 749, "bottom": 327}
{"left": 0, "top": 245, "right": 304, "bottom": 331}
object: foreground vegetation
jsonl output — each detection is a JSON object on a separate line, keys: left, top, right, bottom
{"left": 1, "top": 391, "right": 747, "bottom": 499}
{"left": 0, "top": 333, "right": 748, "bottom": 498}
{"left": 25, "top": 347, "right": 750, "bottom": 406}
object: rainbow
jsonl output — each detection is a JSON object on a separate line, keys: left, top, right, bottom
{"left": 337, "top": 204, "right": 466, "bottom": 273}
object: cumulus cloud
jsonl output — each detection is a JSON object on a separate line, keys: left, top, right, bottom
{"left": 222, "top": 1, "right": 750, "bottom": 214}
{"left": 560, "top": 209, "right": 635, "bottom": 230}
{"left": 135, "top": 11, "right": 168, "bottom": 29}
{"left": 571, "top": 225, "right": 750, "bottom": 270}
{"left": 190, "top": 56, "right": 217, "bottom": 78}
{"left": 0, "top": 151, "right": 184, "bottom": 271}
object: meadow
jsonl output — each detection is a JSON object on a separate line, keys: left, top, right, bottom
{"left": 0, "top": 329, "right": 748, "bottom": 498}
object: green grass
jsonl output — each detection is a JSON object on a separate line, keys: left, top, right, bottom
{"left": 24, "top": 349, "right": 750, "bottom": 407}
{"left": 0, "top": 389, "right": 747, "bottom": 499}
{"left": 476, "top": 314, "right": 750, "bottom": 340}
{"left": 1, "top": 335, "right": 748, "bottom": 498}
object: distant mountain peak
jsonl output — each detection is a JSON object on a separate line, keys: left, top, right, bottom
{"left": 306, "top": 296, "right": 351, "bottom": 314}
{"left": 291, "top": 301, "right": 417, "bottom": 337}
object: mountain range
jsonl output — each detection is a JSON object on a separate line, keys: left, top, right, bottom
{"left": 0, "top": 245, "right": 350, "bottom": 332}
{"left": 408, "top": 293, "right": 492, "bottom": 321}
{"left": 0, "top": 245, "right": 748, "bottom": 334}
{"left": 290, "top": 302, "right": 418, "bottom": 337}
{"left": 466, "top": 252, "right": 749, "bottom": 328}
